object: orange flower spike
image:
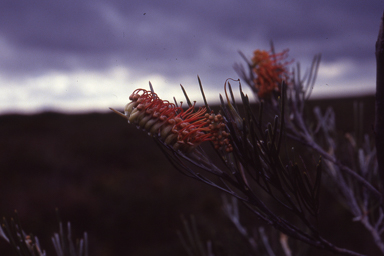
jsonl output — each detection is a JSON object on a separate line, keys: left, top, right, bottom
{"left": 184, "top": 131, "right": 212, "bottom": 145}
{"left": 171, "top": 107, "right": 212, "bottom": 150}
{"left": 159, "top": 104, "right": 178, "bottom": 121}
{"left": 251, "top": 49, "right": 291, "bottom": 99}
{"left": 174, "top": 130, "right": 212, "bottom": 152}
{"left": 180, "top": 103, "right": 196, "bottom": 116}
{"left": 251, "top": 50, "right": 270, "bottom": 66}
{"left": 182, "top": 109, "right": 209, "bottom": 128}
{"left": 140, "top": 98, "right": 166, "bottom": 129}
{"left": 181, "top": 123, "right": 210, "bottom": 139}
{"left": 155, "top": 104, "right": 182, "bottom": 137}
{"left": 129, "top": 91, "right": 167, "bottom": 133}
{"left": 135, "top": 99, "right": 157, "bottom": 127}
{"left": 169, "top": 104, "right": 198, "bottom": 129}
{"left": 113, "top": 88, "right": 233, "bottom": 153}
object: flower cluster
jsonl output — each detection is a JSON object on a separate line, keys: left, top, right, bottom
{"left": 111, "top": 89, "right": 232, "bottom": 153}
{"left": 251, "top": 49, "right": 291, "bottom": 99}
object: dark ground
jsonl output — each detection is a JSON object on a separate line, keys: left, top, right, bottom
{"left": 0, "top": 95, "right": 379, "bottom": 255}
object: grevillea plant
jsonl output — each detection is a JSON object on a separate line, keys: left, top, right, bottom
{"left": 112, "top": 19, "right": 384, "bottom": 256}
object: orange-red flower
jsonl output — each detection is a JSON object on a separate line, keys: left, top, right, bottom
{"left": 111, "top": 89, "right": 232, "bottom": 153}
{"left": 251, "top": 49, "right": 291, "bottom": 99}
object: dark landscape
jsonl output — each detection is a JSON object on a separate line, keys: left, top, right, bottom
{"left": 0, "top": 95, "right": 378, "bottom": 255}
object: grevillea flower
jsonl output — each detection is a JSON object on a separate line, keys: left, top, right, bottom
{"left": 251, "top": 49, "right": 291, "bottom": 99}
{"left": 110, "top": 89, "right": 232, "bottom": 153}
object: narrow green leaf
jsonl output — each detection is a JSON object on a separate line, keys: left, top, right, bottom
{"left": 180, "top": 84, "right": 193, "bottom": 107}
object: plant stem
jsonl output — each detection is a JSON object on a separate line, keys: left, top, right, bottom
{"left": 376, "top": 11, "right": 384, "bottom": 202}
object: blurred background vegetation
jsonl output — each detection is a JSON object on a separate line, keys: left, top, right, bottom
{"left": 0, "top": 95, "right": 377, "bottom": 255}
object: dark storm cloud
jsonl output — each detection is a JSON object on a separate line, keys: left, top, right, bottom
{"left": 0, "top": 0, "right": 382, "bottom": 81}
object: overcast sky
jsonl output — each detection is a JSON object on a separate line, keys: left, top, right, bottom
{"left": 0, "top": 1, "right": 382, "bottom": 114}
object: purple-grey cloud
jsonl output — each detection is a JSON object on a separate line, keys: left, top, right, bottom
{"left": 0, "top": 0, "right": 382, "bottom": 87}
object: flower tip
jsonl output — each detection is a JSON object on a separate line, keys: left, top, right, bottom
{"left": 110, "top": 107, "right": 128, "bottom": 119}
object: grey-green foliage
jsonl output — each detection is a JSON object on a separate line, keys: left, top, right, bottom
{"left": 0, "top": 213, "right": 88, "bottom": 256}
